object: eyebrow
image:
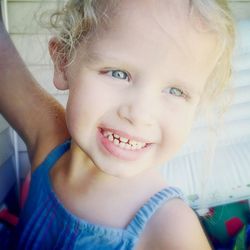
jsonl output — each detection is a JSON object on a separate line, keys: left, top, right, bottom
{"left": 87, "top": 52, "right": 126, "bottom": 65}
{"left": 86, "top": 51, "right": 137, "bottom": 74}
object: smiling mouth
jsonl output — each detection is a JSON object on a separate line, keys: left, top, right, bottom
{"left": 99, "top": 128, "right": 149, "bottom": 151}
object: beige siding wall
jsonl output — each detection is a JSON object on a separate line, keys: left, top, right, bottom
{"left": 229, "top": 0, "right": 250, "bottom": 20}
{"left": 6, "top": 0, "right": 68, "bottom": 106}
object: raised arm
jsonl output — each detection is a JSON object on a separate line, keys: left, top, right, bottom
{"left": 0, "top": 11, "right": 69, "bottom": 166}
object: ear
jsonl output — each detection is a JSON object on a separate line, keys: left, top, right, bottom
{"left": 49, "top": 38, "right": 69, "bottom": 90}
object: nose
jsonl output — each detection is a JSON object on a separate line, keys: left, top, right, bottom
{"left": 117, "top": 89, "right": 155, "bottom": 127}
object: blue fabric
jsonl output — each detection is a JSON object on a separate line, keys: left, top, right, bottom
{"left": 9, "top": 139, "right": 184, "bottom": 250}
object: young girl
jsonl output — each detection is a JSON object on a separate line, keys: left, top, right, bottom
{"left": 0, "top": 0, "right": 235, "bottom": 249}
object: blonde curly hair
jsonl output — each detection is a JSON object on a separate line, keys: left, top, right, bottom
{"left": 49, "top": 0, "right": 235, "bottom": 105}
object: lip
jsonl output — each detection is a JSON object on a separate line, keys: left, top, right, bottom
{"left": 97, "top": 128, "right": 153, "bottom": 161}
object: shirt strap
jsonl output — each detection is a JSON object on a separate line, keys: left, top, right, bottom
{"left": 126, "top": 186, "right": 185, "bottom": 237}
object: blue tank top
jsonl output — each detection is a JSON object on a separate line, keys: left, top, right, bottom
{"left": 9, "top": 139, "right": 184, "bottom": 250}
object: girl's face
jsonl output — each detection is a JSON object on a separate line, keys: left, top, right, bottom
{"left": 52, "top": 0, "right": 218, "bottom": 178}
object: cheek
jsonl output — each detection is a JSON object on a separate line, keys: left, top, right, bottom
{"left": 161, "top": 104, "right": 197, "bottom": 148}
{"left": 65, "top": 76, "right": 119, "bottom": 132}
{"left": 65, "top": 85, "right": 94, "bottom": 136}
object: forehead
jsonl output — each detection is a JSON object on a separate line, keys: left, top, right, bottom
{"left": 82, "top": 0, "right": 218, "bottom": 83}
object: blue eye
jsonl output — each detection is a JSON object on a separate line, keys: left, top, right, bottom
{"left": 108, "top": 70, "right": 130, "bottom": 81}
{"left": 169, "top": 87, "right": 184, "bottom": 97}
{"left": 163, "top": 87, "right": 188, "bottom": 99}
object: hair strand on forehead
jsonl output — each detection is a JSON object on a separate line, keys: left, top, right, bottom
{"left": 48, "top": 0, "right": 118, "bottom": 66}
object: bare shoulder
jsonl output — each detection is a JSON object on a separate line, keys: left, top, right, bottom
{"left": 137, "top": 198, "right": 212, "bottom": 250}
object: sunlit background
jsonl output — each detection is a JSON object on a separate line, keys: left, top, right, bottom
{"left": 0, "top": 0, "right": 250, "bottom": 210}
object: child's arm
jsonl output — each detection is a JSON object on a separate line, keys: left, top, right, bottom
{"left": 138, "top": 199, "right": 212, "bottom": 250}
{"left": 0, "top": 18, "right": 69, "bottom": 167}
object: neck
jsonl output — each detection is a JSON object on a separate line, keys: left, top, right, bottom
{"left": 64, "top": 140, "right": 167, "bottom": 195}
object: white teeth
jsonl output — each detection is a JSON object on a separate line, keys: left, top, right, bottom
{"left": 120, "top": 137, "right": 129, "bottom": 143}
{"left": 113, "top": 134, "right": 120, "bottom": 139}
{"left": 113, "top": 139, "right": 119, "bottom": 145}
{"left": 102, "top": 130, "right": 146, "bottom": 150}
{"left": 104, "top": 131, "right": 113, "bottom": 137}
{"left": 108, "top": 135, "right": 114, "bottom": 142}
{"left": 129, "top": 140, "right": 137, "bottom": 146}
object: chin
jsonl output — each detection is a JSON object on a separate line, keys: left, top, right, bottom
{"left": 94, "top": 159, "right": 147, "bottom": 178}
